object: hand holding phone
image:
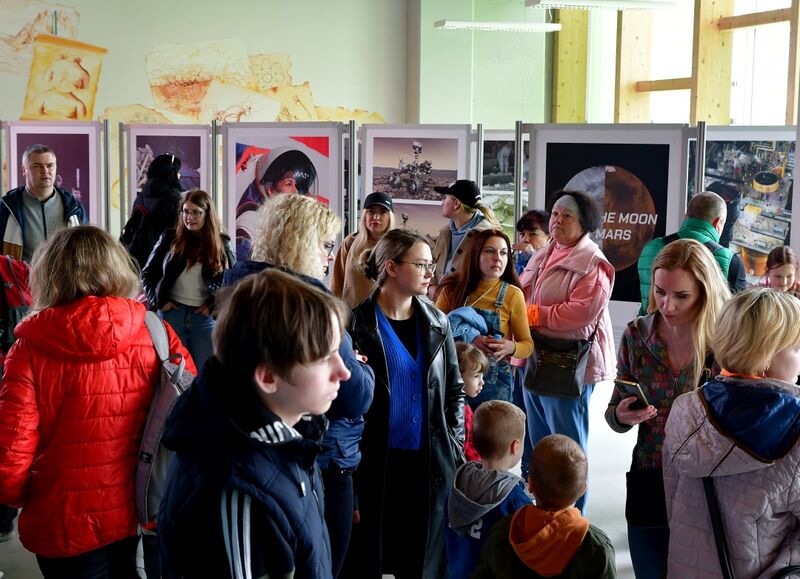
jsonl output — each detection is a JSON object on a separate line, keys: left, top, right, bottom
{"left": 614, "top": 378, "right": 649, "bottom": 410}
{"left": 614, "top": 379, "right": 657, "bottom": 427}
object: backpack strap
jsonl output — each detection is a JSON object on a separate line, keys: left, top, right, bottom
{"left": 144, "top": 311, "right": 186, "bottom": 382}
{"left": 662, "top": 232, "right": 681, "bottom": 246}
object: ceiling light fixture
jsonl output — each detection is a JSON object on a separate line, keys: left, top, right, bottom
{"left": 525, "top": 0, "right": 677, "bottom": 10}
{"left": 433, "top": 19, "right": 562, "bottom": 32}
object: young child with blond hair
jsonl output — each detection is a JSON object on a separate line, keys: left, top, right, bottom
{"left": 445, "top": 400, "right": 532, "bottom": 579}
{"left": 456, "top": 341, "right": 488, "bottom": 461}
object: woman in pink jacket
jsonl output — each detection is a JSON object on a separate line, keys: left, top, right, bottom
{"left": 519, "top": 191, "right": 615, "bottom": 513}
{"left": 0, "top": 226, "right": 195, "bottom": 579}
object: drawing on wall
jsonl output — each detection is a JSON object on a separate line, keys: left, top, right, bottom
{"left": 542, "top": 141, "right": 673, "bottom": 303}
{"left": 0, "top": 1, "right": 80, "bottom": 75}
{"left": 22, "top": 35, "right": 106, "bottom": 120}
{"left": 482, "top": 133, "right": 530, "bottom": 239}
{"left": 126, "top": 125, "right": 210, "bottom": 211}
{"left": 688, "top": 137, "right": 794, "bottom": 283}
{"left": 7, "top": 121, "right": 100, "bottom": 225}
{"left": 224, "top": 123, "right": 341, "bottom": 260}
{"left": 363, "top": 125, "right": 470, "bottom": 240}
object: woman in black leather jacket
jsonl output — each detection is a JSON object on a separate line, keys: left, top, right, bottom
{"left": 142, "top": 189, "right": 235, "bottom": 369}
{"left": 344, "top": 228, "right": 465, "bottom": 579}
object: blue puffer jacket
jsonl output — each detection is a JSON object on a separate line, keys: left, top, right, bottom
{"left": 223, "top": 260, "right": 375, "bottom": 470}
{"left": 159, "top": 359, "right": 333, "bottom": 579}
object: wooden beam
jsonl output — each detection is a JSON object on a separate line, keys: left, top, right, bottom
{"left": 636, "top": 77, "right": 692, "bottom": 92}
{"left": 718, "top": 8, "right": 790, "bottom": 30}
{"left": 615, "top": 11, "right": 652, "bottom": 122}
{"left": 787, "top": 0, "right": 800, "bottom": 124}
{"left": 691, "top": 0, "right": 734, "bottom": 125}
{"left": 552, "top": 9, "right": 589, "bottom": 123}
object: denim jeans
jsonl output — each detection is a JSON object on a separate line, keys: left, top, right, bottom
{"left": 627, "top": 524, "right": 669, "bottom": 579}
{"left": 322, "top": 467, "right": 354, "bottom": 578}
{"left": 512, "top": 366, "right": 533, "bottom": 481}
{"left": 523, "top": 383, "right": 595, "bottom": 512}
{"left": 36, "top": 535, "right": 139, "bottom": 579}
{"left": 161, "top": 302, "right": 215, "bottom": 369}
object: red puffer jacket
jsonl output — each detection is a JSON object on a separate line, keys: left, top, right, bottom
{"left": 0, "top": 295, "right": 195, "bottom": 558}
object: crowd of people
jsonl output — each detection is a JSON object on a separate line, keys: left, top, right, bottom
{"left": 1, "top": 144, "right": 800, "bottom": 579}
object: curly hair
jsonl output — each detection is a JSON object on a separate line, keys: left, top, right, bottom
{"left": 250, "top": 194, "right": 341, "bottom": 279}
{"left": 31, "top": 225, "right": 139, "bottom": 310}
{"left": 171, "top": 190, "right": 226, "bottom": 273}
{"left": 437, "top": 228, "right": 520, "bottom": 310}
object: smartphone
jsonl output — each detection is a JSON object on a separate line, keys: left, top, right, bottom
{"left": 614, "top": 379, "right": 649, "bottom": 410}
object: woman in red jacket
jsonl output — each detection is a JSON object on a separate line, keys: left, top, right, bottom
{"left": 0, "top": 225, "right": 195, "bottom": 579}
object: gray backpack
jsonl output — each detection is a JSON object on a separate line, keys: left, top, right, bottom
{"left": 135, "top": 311, "right": 195, "bottom": 524}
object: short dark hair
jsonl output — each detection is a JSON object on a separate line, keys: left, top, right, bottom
{"left": 548, "top": 190, "right": 603, "bottom": 234}
{"left": 516, "top": 209, "right": 549, "bottom": 234}
{"left": 529, "top": 434, "right": 587, "bottom": 510}
{"left": 213, "top": 269, "right": 348, "bottom": 379}
{"left": 22, "top": 144, "right": 55, "bottom": 166}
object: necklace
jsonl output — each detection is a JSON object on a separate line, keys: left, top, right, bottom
{"left": 465, "top": 280, "right": 499, "bottom": 308}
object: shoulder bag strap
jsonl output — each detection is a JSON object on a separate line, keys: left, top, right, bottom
{"left": 702, "top": 476, "right": 737, "bottom": 579}
{"left": 144, "top": 310, "right": 170, "bottom": 363}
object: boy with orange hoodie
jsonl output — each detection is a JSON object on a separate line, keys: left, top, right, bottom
{"left": 472, "top": 434, "right": 616, "bottom": 579}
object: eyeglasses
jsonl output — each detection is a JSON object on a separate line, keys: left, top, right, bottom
{"left": 181, "top": 209, "right": 205, "bottom": 218}
{"left": 401, "top": 261, "right": 436, "bottom": 274}
{"left": 322, "top": 241, "right": 336, "bottom": 257}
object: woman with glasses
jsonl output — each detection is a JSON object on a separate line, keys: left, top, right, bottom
{"left": 436, "top": 228, "right": 533, "bottom": 407}
{"left": 223, "top": 192, "right": 375, "bottom": 579}
{"left": 345, "top": 228, "right": 464, "bottom": 579}
{"left": 142, "top": 189, "right": 235, "bottom": 369}
{"left": 332, "top": 191, "right": 396, "bottom": 308}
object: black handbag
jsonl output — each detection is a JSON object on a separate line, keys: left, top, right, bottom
{"left": 525, "top": 323, "right": 599, "bottom": 399}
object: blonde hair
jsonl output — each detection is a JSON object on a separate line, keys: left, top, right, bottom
{"left": 460, "top": 199, "right": 500, "bottom": 228}
{"left": 648, "top": 238, "right": 731, "bottom": 387}
{"left": 472, "top": 400, "right": 525, "bottom": 460}
{"left": 456, "top": 341, "right": 488, "bottom": 375}
{"left": 348, "top": 206, "right": 397, "bottom": 271}
{"left": 250, "top": 194, "right": 341, "bottom": 279}
{"left": 30, "top": 225, "right": 139, "bottom": 310}
{"left": 529, "top": 434, "right": 587, "bottom": 510}
{"left": 713, "top": 287, "right": 800, "bottom": 376}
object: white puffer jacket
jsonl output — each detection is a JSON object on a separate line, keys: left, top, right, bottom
{"left": 663, "top": 376, "right": 800, "bottom": 579}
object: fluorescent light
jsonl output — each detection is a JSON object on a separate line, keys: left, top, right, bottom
{"left": 525, "top": 0, "right": 677, "bottom": 9}
{"left": 433, "top": 19, "right": 562, "bottom": 32}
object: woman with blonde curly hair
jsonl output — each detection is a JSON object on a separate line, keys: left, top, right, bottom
{"left": 223, "top": 193, "right": 375, "bottom": 579}
{"left": 0, "top": 226, "right": 194, "bottom": 578}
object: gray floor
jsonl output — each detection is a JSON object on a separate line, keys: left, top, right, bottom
{"left": 0, "top": 384, "right": 637, "bottom": 579}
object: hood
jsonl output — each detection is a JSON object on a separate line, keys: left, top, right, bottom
{"left": 163, "top": 358, "right": 326, "bottom": 466}
{"left": 509, "top": 505, "right": 589, "bottom": 576}
{"left": 15, "top": 296, "right": 147, "bottom": 361}
{"left": 139, "top": 181, "right": 182, "bottom": 212}
{"left": 670, "top": 377, "right": 800, "bottom": 478}
{"left": 447, "top": 461, "right": 523, "bottom": 535}
{"left": 223, "top": 260, "right": 329, "bottom": 294}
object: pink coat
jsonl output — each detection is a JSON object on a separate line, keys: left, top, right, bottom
{"left": 520, "top": 235, "right": 615, "bottom": 385}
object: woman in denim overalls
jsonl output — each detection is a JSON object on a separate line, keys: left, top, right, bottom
{"left": 436, "top": 229, "right": 533, "bottom": 409}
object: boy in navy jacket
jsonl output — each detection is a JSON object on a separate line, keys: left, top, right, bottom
{"left": 159, "top": 269, "right": 352, "bottom": 579}
{"left": 445, "top": 401, "right": 532, "bottom": 579}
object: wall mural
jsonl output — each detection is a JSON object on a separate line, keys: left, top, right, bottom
{"left": 1, "top": 0, "right": 386, "bottom": 209}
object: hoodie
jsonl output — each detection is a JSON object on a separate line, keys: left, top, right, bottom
{"left": 158, "top": 358, "right": 333, "bottom": 579}
{"left": 472, "top": 505, "right": 616, "bottom": 579}
{"left": 664, "top": 375, "right": 800, "bottom": 578}
{"left": 445, "top": 461, "right": 531, "bottom": 579}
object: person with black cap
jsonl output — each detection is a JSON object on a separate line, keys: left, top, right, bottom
{"left": 432, "top": 180, "right": 499, "bottom": 296}
{"left": 332, "top": 191, "right": 396, "bottom": 308}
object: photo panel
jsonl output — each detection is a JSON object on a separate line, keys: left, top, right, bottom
{"left": 482, "top": 130, "right": 530, "bottom": 241}
{"left": 362, "top": 124, "right": 470, "bottom": 241}
{"left": 223, "top": 122, "right": 342, "bottom": 261}
{"left": 530, "top": 124, "right": 688, "bottom": 306}
{"left": 687, "top": 127, "right": 795, "bottom": 285}
{"left": 7, "top": 121, "right": 101, "bottom": 226}
{"left": 126, "top": 124, "right": 211, "bottom": 212}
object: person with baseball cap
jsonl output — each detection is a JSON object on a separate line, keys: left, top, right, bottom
{"left": 332, "top": 191, "right": 396, "bottom": 308}
{"left": 431, "top": 180, "right": 500, "bottom": 294}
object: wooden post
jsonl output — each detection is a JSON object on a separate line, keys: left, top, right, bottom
{"left": 691, "top": 0, "right": 735, "bottom": 124}
{"left": 787, "top": 0, "right": 800, "bottom": 124}
{"left": 552, "top": 9, "right": 590, "bottom": 123}
{"left": 615, "top": 11, "right": 652, "bottom": 122}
